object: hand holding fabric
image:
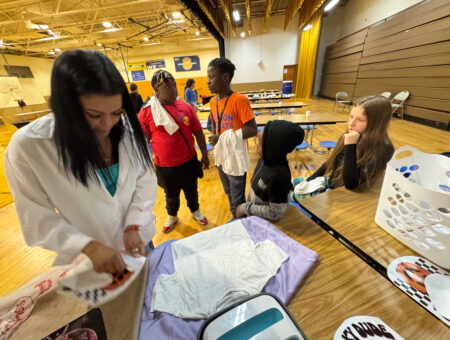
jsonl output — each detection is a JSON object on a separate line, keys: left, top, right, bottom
{"left": 82, "top": 241, "right": 126, "bottom": 274}
{"left": 123, "top": 227, "right": 146, "bottom": 258}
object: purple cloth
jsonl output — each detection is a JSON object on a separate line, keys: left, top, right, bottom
{"left": 139, "top": 216, "right": 318, "bottom": 339}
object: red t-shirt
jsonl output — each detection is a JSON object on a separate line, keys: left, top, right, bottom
{"left": 138, "top": 100, "right": 202, "bottom": 167}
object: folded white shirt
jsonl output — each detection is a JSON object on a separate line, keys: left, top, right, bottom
{"left": 151, "top": 220, "right": 289, "bottom": 318}
{"left": 294, "top": 176, "right": 326, "bottom": 195}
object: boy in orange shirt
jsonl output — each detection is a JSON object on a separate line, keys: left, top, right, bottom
{"left": 207, "top": 58, "right": 258, "bottom": 219}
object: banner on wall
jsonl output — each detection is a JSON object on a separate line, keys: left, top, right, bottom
{"left": 146, "top": 59, "right": 166, "bottom": 69}
{"left": 127, "top": 62, "right": 146, "bottom": 71}
{"left": 131, "top": 70, "right": 146, "bottom": 81}
{"left": 174, "top": 56, "right": 200, "bottom": 72}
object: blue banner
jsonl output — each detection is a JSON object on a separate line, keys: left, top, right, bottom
{"left": 174, "top": 56, "right": 200, "bottom": 72}
{"left": 131, "top": 70, "right": 146, "bottom": 81}
{"left": 146, "top": 59, "right": 166, "bottom": 69}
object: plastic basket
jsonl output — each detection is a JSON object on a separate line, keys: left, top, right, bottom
{"left": 374, "top": 146, "right": 450, "bottom": 269}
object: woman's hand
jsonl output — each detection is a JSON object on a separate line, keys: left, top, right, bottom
{"left": 123, "top": 226, "right": 146, "bottom": 258}
{"left": 82, "top": 241, "right": 126, "bottom": 274}
{"left": 344, "top": 130, "right": 360, "bottom": 145}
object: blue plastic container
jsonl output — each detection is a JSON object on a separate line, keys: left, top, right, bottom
{"left": 282, "top": 81, "right": 293, "bottom": 94}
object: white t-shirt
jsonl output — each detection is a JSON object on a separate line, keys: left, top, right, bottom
{"left": 151, "top": 220, "right": 289, "bottom": 318}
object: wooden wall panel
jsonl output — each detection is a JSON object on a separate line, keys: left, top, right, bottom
{"left": 358, "top": 53, "right": 450, "bottom": 72}
{"left": 404, "top": 106, "right": 449, "bottom": 124}
{"left": 358, "top": 66, "right": 450, "bottom": 79}
{"left": 353, "top": 85, "right": 450, "bottom": 101}
{"left": 320, "top": 83, "right": 355, "bottom": 99}
{"left": 322, "top": 72, "right": 358, "bottom": 84}
{"left": 319, "top": 30, "right": 366, "bottom": 100}
{"left": 334, "top": 0, "right": 450, "bottom": 129}
{"left": 360, "top": 41, "right": 450, "bottom": 65}
{"left": 365, "top": 14, "right": 450, "bottom": 49}
{"left": 366, "top": 0, "right": 449, "bottom": 38}
{"left": 326, "top": 44, "right": 364, "bottom": 60}
{"left": 363, "top": 26, "right": 450, "bottom": 58}
{"left": 356, "top": 77, "right": 450, "bottom": 89}
{"left": 323, "top": 64, "right": 359, "bottom": 74}
{"left": 231, "top": 81, "right": 282, "bottom": 92}
{"left": 325, "top": 29, "right": 368, "bottom": 56}
{"left": 407, "top": 97, "right": 450, "bottom": 112}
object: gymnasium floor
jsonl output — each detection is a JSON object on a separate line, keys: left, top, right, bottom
{"left": 0, "top": 97, "right": 448, "bottom": 296}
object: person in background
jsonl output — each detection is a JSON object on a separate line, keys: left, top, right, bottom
{"left": 129, "top": 82, "right": 143, "bottom": 114}
{"left": 207, "top": 57, "right": 257, "bottom": 219}
{"left": 139, "top": 70, "right": 209, "bottom": 233}
{"left": 5, "top": 50, "right": 157, "bottom": 275}
{"left": 184, "top": 78, "right": 199, "bottom": 108}
{"left": 290, "top": 95, "right": 394, "bottom": 202}
{"left": 236, "top": 120, "right": 304, "bottom": 220}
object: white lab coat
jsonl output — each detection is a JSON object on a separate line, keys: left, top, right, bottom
{"left": 5, "top": 114, "right": 157, "bottom": 265}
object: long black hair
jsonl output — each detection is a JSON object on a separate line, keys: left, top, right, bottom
{"left": 50, "top": 49, "right": 153, "bottom": 186}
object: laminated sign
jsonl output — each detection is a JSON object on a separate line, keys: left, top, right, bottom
{"left": 334, "top": 316, "right": 404, "bottom": 340}
{"left": 174, "top": 56, "right": 200, "bottom": 72}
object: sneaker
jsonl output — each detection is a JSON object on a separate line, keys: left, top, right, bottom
{"left": 191, "top": 210, "right": 208, "bottom": 225}
{"left": 162, "top": 215, "right": 178, "bottom": 233}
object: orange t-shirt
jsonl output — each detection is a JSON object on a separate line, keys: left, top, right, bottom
{"left": 209, "top": 92, "right": 254, "bottom": 134}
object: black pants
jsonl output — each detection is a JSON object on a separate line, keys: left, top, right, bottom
{"left": 155, "top": 156, "right": 200, "bottom": 216}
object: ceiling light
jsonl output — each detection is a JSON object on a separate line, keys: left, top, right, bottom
{"left": 48, "top": 50, "right": 55, "bottom": 55}
{"left": 172, "top": 12, "right": 182, "bottom": 19}
{"left": 324, "top": 0, "right": 339, "bottom": 12}
{"left": 103, "top": 22, "right": 112, "bottom": 28}
{"left": 233, "top": 10, "right": 240, "bottom": 22}
{"left": 142, "top": 42, "right": 161, "bottom": 46}
{"left": 38, "top": 36, "right": 60, "bottom": 41}
{"left": 54, "top": 48, "right": 61, "bottom": 52}
{"left": 303, "top": 24, "right": 312, "bottom": 31}
{"left": 143, "top": 37, "right": 149, "bottom": 41}
{"left": 48, "top": 29, "right": 57, "bottom": 36}
{"left": 96, "top": 42, "right": 102, "bottom": 46}
{"left": 0, "top": 39, "right": 3, "bottom": 47}
{"left": 102, "top": 28, "right": 120, "bottom": 33}
{"left": 195, "top": 31, "right": 200, "bottom": 36}
{"left": 39, "top": 24, "right": 49, "bottom": 30}
{"left": 240, "top": 32, "right": 245, "bottom": 38}
{"left": 173, "top": 19, "right": 185, "bottom": 23}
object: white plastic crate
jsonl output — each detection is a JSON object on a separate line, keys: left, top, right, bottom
{"left": 375, "top": 146, "right": 450, "bottom": 269}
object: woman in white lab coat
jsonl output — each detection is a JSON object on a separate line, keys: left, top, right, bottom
{"left": 5, "top": 50, "right": 157, "bottom": 275}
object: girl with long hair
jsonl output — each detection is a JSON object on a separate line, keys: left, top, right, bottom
{"left": 290, "top": 95, "right": 394, "bottom": 202}
{"left": 5, "top": 49, "right": 157, "bottom": 275}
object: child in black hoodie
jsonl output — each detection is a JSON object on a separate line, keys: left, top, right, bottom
{"left": 236, "top": 120, "right": 304, "bottom": 221}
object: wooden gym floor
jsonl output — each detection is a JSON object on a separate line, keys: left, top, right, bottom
{"left": 0, "top": 97, "right": 448, "bottom": 296}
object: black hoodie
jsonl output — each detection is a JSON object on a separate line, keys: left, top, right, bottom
{"left": 239, "top": 120, "right": 304, "bottom": 220}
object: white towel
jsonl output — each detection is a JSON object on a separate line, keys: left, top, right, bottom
{"left": 149, "top": 96, "right": 179, "bottom": 135}
{"left": 294, "top": 176, "right": 326, "bottom": 195}
{"left": 150, "top": 220, "right": 289, "bottom": 318}
{"left": 214, "top": 129, "right": 250, "bottom": 176}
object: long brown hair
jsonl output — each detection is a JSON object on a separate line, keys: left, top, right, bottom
{"left": 325, "top": 95, "right": 394, "bottom": 188}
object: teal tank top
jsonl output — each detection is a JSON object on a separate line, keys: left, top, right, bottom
{"left": 96, "top": 163, "right": 119, "bottom": 196}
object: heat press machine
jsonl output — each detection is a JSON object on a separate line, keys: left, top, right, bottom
{"left": 197, "top": 293, "right": 307, "bottom": 340}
